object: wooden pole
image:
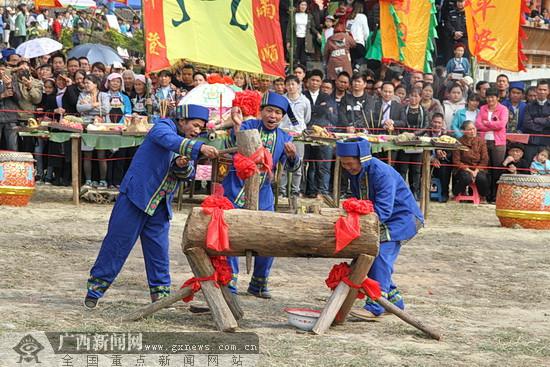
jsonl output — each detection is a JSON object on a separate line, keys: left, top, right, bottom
{"left": 376, "top": 297, "right": 442, "bottom": 340}
{"left": 333, "top": 254, "right": 375, "bottom": 325}
{"left": 185, "top": 247, "right": 238, "bottom": 332}
{"left": 236, "top": 130, "right": 262, "bottom": 210}
{"left": 312, "top": 254, "right": 373, "bottom": 335}
{"left": 71, "top": 136, "right": 80, "bottom": 206}
{"left": 420, "top": 149, "right": 431, "bottom": 219}
{"left": 123, "top": 287, "right": 193, "bottom": 322}
{"left": 288, "top": 1, "right": 295, "bottom": 69}
{"left": 236, "top": 129, "right": 263, "bottom": 274}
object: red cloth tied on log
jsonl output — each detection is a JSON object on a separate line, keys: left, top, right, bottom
{"left": 325, "top": 262, "right": 382, "bottom": 300}
{"left": 180, "top": 256, "right": 232, "bottom": 303}
{"left": 233, "top": 146, "right": 273, "bottom": 180}
{"left": 201, "top": 184, "right": 234, "bottom": 252}
{"left": 334, "top": 198, "right": 374, "bottom": 253}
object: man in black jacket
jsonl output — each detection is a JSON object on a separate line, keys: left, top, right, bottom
{"left": 303, "top": 69, "right": 335, "bottom": 197}
{"left": 445, "top": 0, "right": 468, "bottom": 58}
{"left": 331, "top": 71, "right": 354, "bottom": 129}
{"left": 62, "top": 69, "right": 86, "bottom": 114}
{"left": 523, "top": 79, "right": 550, "bottom": 162}
{"left": 368, "top": 82, "right": 407, "bottom": 134}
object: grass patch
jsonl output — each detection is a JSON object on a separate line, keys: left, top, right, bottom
{"left": 478, "top": 328, "right": 550, "bottom": 357}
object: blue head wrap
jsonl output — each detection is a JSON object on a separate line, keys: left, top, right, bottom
{"left": 176, "top": 104, "right": 209, "bottom": 122}
{"left": 261, "top": 91, "right": 299, "bottom": 125}
{"left": 509, "top": 81, "right": 525, "bottom": 92}
{"left": 336, "top": 138, "right": 372, "bottom": 164}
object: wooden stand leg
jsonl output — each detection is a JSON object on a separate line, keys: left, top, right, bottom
{"left": 220, "top": 285, "right": 244, "bottom": 321}
{"left": 420, "top": 150, "right": 431, "bottom": 219}
{"left": 312, "top": 254, "right": 373, "bottom": 335}
{"left": 185, "top": 247, "right": 238, "bottom": 332}
{"left": 123, "top": 287, "right": 193, "bottom": 322}
{"left": 333, "top": 254, "right": 375, "bottom": 325}
{"left": 71, "top": 136, "right": 80, "bottom": 206}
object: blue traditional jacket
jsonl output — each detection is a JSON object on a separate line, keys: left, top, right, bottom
{"left": 222, "top": 119, "right": 301, "bottom": 211}
{"left": 349, "top": 157, "right": 424, "bottom": 242}
{"left": 119, "top": 118, "right": 202, "bottom": 218}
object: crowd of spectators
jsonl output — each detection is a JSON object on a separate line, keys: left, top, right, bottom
{"left": 0, "top": 0, "right": 548, "bottom": 203}
{"left": 0, "top": 3, "right": 141, "bottom": 48}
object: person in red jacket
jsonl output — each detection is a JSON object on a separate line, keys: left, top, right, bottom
{"left": 52, "top": 12, "right": 63, "bottom": 40}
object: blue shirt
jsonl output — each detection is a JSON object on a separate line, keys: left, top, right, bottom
{"left": 222, "top": 119, "right": 301, "bottom": 211}
{"left": 349, "top": 157, "right": 424, "bottom": 242}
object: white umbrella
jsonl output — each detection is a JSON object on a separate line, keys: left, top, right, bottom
{"left": 179, "top": 83, "right": 236, "bottom": 109}
{"left": 15, "top": 38, "right": 63, "bottom": 59}
{"left": 179, "top": 83, "right": 236, "bottom": 120}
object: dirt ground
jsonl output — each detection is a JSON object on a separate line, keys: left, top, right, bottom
{"left": 0, "top": 186, "right": 549, "bottom": 367}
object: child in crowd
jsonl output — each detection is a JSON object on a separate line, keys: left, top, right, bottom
{"left": 502, "top": 143, "right": 529, "bottom": 174}
{"left": 530, "top": 147, "right": 550, "bottom": 175}
{"left": 320, "top": 15, "right": 335, "bottom": 54}
{"left": 446, "top": 44, "right": 470, "bottom": 77}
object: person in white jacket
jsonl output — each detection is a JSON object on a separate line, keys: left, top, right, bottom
{"left": 280, "top": 75, "right": 311, "bottom": 198}
{"left": 347, "top": 2, "right": 370, "bottom": 69}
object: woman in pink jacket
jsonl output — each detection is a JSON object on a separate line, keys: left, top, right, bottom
{"left": 475, "top": 88, "right": 509, "bottom": 203}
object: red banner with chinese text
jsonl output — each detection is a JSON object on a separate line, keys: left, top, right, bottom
{"left": 464, "top": 0, "right": 528, "bottom": 71}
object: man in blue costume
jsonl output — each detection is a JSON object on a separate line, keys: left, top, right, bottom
{"left": 224, "top": 92, "right": 302, "bottom": 299}
{"left": 84, "top": 104, "right": 219, "bottom": 309}
{"left": 335, "top": 138, "right": 424, "bottom": 319}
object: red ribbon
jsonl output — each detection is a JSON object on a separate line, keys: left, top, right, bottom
{"left": 201, "top": 184, "right": 234, "bottom": 252}
{"left": 334, "top": 198, "right": 374, "bottom": 253}
{"left": 180, "top": 256, "right": 232, "bottom": 303}
{"left": 233, "top": 147, "right": 273, "bottom": 181}
{"left": 325, "top": 262, "right": 382, "bottom": 300}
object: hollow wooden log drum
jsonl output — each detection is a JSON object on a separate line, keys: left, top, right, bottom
{"left": 0, "top": 151, "right": 35, "bottom": 206}
{"left": 496, "top": 174, "right": 550, "bottom": 230}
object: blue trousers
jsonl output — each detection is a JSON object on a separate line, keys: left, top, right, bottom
{"left": 87, "top": 193, "right": 171, "bottom": 301}
{"left": 227, "top": 256, "right": 274, "bottom": 293}
{"left": 364, "top": 241, "right": 405, "bottom": 315}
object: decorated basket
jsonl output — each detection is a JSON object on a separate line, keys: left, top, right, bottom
{"left": 0, "top": 151, "right": 35, "bottom": 206}
{"left": 496, "top": 174, "right": 550, "bottom": 230}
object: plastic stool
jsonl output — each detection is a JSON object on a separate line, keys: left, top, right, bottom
{"left": 430, "top": 178, "right": 443, "bottom": 202}
{"left": 454, "top": 182, "right": 481, "bottom": 204}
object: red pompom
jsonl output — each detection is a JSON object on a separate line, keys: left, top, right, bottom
{"left": 232, "top": 90, "right": 261, "bottom": 117}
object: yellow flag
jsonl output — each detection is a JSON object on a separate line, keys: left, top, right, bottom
{"left": 464, "top": 0, "right": 527, "bottom": 71}
{"left": 379, "top": 0, "right": 437, "bottom": 72}
{"left": 144, "top": 0, "right": 285, "bottom": 76}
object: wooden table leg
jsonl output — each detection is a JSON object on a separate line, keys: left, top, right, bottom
{"left": 333, "top": 254, "right": 375, "bottom": 325}
{"left": 312, "top": 254, "right": 373, "bottom": 335}
{"left": 71, "top": 136, "right": 80, "bottom": 206}
{"left": 420, "top": 150, "right": 431, "bottom": 219}
{"left": 333, "top": 156, "right": 341, "bottom": 207}
{"left": 211, "top": 158, "right": 219, "bottom": 192}
{"left": 177, "top": 184, "right": 184, "bottom": 212}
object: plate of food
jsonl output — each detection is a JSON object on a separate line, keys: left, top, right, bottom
{"left": 431, "top": 135, "right": 462, "bottom": 148}
{"left": 122, "top": 114, "right": 152, "bottom": 136}
{"left": 304, "top": 125, "right": 339, "bottom": 142}
{"left": 86, "top": 123, "right": 125, "bottom": 135}
{"left": 49, "top": 115, "right": 84, "bottom": 132}
{"left": 393, "top": 132, "right": 423, "bottom": 146}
